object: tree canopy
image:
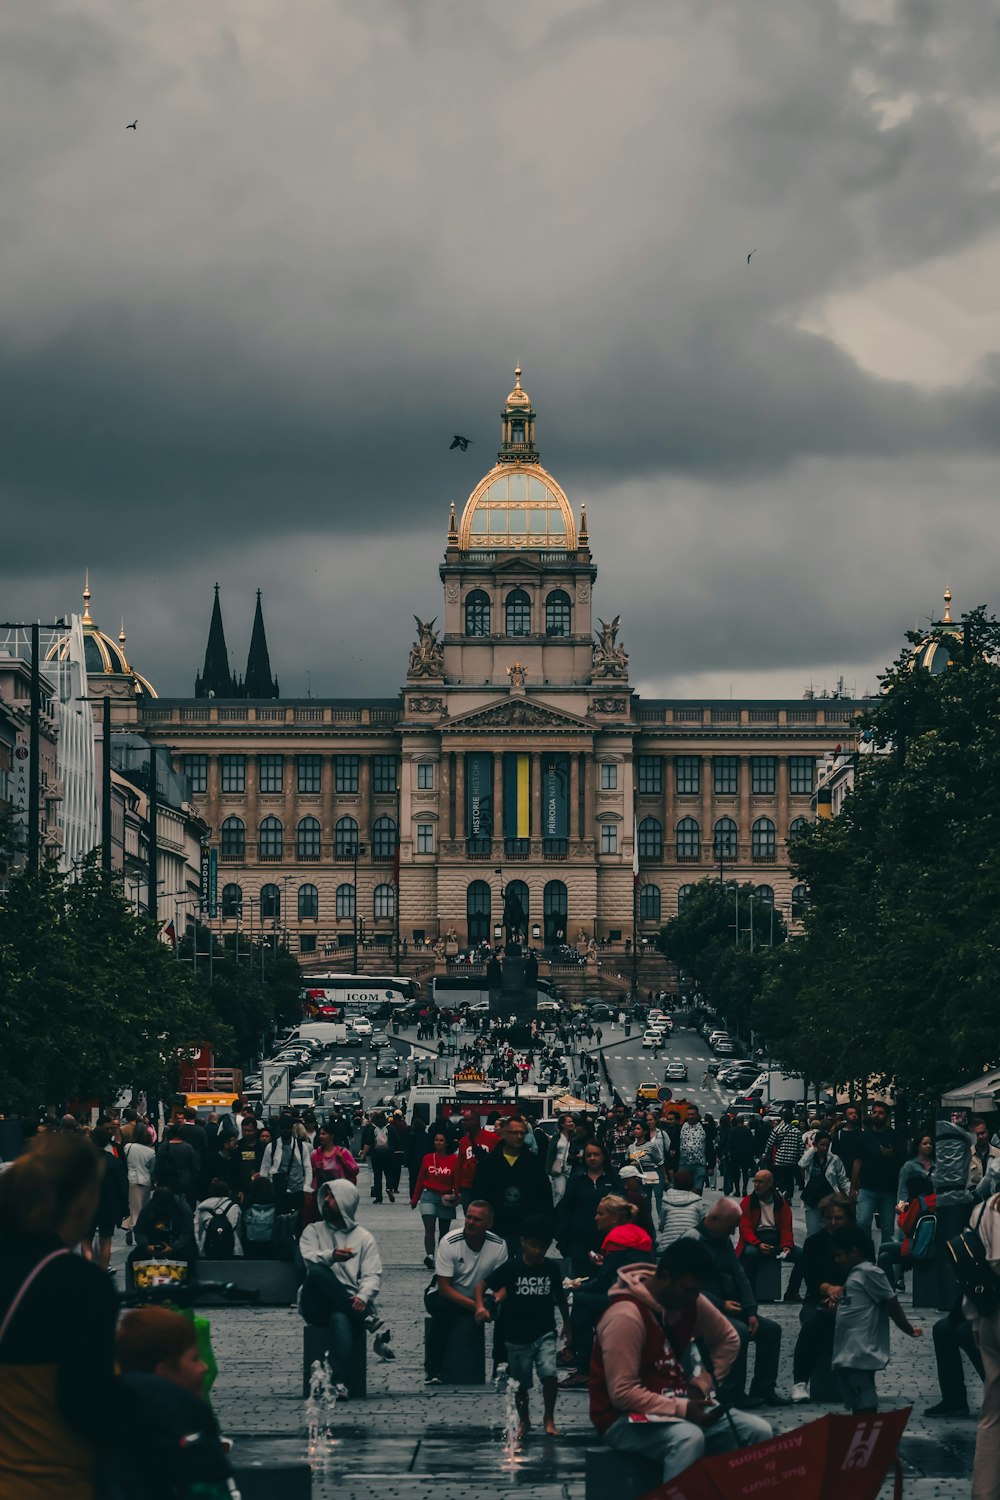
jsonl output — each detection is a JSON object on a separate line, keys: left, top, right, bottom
{"left": 657, "top": 879, "right": 786, "bottom": 1037}
{"left": 759, "top": 609, "right": 1000, "bottom": 1100}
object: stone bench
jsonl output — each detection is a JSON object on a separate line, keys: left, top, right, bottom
{"left": 423, "top": 1313, "right": 486, "bottom": 1384}
{"left": 302, "top": 1321, "right": 367, "bottom": 1399}
{"left": 194, "top": 1258, "right": 298, "bottom": 1306}
{"left": 585, "top": 1446, "right": 660, "bottom": 1500}
{"left": 749, "top": 1254, "right": 782, "bottom": 1304}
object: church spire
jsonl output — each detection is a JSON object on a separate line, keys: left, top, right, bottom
{"left": 498, "top": 363, "right": 538, "bottom": 464}
{"left": 195, "top": 583, "right": 237, "bottom": 699}
{"left": 244, "top": 590, "right": 278, "bottom": 699}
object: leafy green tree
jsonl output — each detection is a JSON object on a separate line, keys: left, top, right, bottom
{"left": 657, "top": 879, "right": 785, "bottom": 1038}
{"left": 177, "top": 924, "right": 303, "bottom": 1063}
{"left": 761, "top": 608, "right": 1000, "bottom": 1098}
{"left": 0, "top": 860, "right": 223, "bottom": 1114}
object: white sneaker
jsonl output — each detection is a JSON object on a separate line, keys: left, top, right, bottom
{"left": 791, "top": 1382, "right": 810, "bottom": 1404}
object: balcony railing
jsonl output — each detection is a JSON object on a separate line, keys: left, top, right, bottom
{"left": 542, "top": 839, "right": 567, "bottom": 858}
{"left": 504, "top": 839, "right": 530, "bottom": 859}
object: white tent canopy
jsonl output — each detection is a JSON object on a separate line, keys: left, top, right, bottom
{"left": 941, "top": 1068, "right": 1000, "bottom": 1110}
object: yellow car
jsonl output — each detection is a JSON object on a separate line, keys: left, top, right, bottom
{"left": 636, "top": 1081, "right": 662, "bottom": 1103}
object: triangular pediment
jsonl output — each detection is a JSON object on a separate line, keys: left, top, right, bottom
{"left": 446, "top": 697, "right": 591, "bottom": 732}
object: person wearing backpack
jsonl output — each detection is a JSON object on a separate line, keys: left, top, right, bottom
{"left": 194, "top": 1180, "right": 243, "bottom": 1260}
{"left": 259, "top": 1118, "right": 312, "bottom": 1216}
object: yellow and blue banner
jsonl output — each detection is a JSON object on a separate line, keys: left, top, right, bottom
{"left": 503, "top": 753, "right": 531, "bottom": 839}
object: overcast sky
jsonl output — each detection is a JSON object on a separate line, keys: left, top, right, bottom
{"left": 4, "top": 0, "right": 1000, "bottom": 701}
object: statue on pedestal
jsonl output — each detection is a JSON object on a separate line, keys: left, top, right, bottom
{"left": 500, "top": 881, "right": 526, "bottom": 952}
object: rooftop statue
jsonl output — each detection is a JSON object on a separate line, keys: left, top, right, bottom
{"left": 593, "top": 615, "right": 629, "bottom": 679}
{"left": 408, "top": 616, "right": 444, "bottom": 679}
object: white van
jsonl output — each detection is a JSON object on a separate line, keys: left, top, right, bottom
{"left": 294, "top": 1021, "right": 348, "bottom": 1047}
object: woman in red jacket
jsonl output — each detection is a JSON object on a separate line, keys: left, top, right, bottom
{"left": 410, "top": 1127, "right": 459, "bottom": 1269}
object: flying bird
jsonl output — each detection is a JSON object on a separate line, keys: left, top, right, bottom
{"left": 450, "top": 435, "right": 472, "bottom": 451}
{"left": 747, "top": 249, "right": 755, "bottom": 263}
{"left": 126, "top": 120, "right": 138, "bottom": 130}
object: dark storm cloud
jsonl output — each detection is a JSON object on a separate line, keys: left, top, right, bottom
{"left": 3, "top": 0, "right": 1000, "bottom": 696}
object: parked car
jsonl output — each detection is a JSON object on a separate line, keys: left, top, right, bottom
{"left": 713, "top": 1038, "right": 736, "bottom": 1056}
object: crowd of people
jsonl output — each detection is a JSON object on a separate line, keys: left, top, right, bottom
{"left": 7, "top": 1074, "right": 1000, "bottom": 1495}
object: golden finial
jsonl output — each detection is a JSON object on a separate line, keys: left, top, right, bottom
{"left": 82, "top": 571, "right": 93, "bottom": 625}
{"left": 943, "top": 586, "right": 952, "bottom": 623}
{"left": 514, "top": 362, "right": 522, "bottom": 390}
{"left": 579, "top": 505, "right": 589, "bottom": 542}
{"left": 119, "top": 617, "right": 127, "bottom": 648}
{"left": 448, "top": 500, "right": 458, "bottom": 542}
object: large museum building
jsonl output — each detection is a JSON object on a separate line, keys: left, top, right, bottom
{"left": 94, "top": 369, "right": 861, "bottom": 954}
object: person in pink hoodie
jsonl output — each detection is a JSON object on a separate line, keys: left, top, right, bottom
{"left": 591, "top": 1238, "right": 772, "bottom": 1483}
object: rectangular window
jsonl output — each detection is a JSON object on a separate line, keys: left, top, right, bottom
{"left": 416, "top": 763, "right": 434, "bottom": 790}
{"left": 637, "top": 755, "right": 663, "bottom": 795}
{"left": 299, "top": 934, "right": 317, "bottom": 954}
{"left": 220, "top": 754, "right": 245, "bottom": 794}
{"left": 600, "top": 824, "right": 618, "bottom": 854}
{"left": 372, "top": 755, "right": 398, "bottom": 794}
{"left": 297, "top": 755, "right": 322, "bottom": 794}
{"left": 335, "top": 755, "right": 360, "bottom": 794}
{"left": 258, "top": 754, "right": 283, "bottom": 793}
{"left": 416, "top": 823, "right": 434, "bottom": 854}
{"left": 751, "top": 756, "right": 776, "bottom": 795}
{"left": 674, "top": 755, "right": 700, "bottom": 795}
{"left": 600, "top": 763, "right": 618, "bottom": 790}
{"left": 713, "top": 756, "right": 738, "bottom": 795}
{"left": 183, "top": 755, "right": 207, "bottom": 794}
{"left": 789, "top": 756, "right": 815, "bottom": 795}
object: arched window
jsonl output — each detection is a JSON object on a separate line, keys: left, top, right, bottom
{"left": 260, "top": 883, "right": 280, "bottom": 920}
{"left": 752, "top": 817, "right": 776, "bottom": 862}
{"left": 373, "top": 816, "right": 397, "bottom": 861}
{"left": 713, "top": 817, "right": 739, "bottom": 862}
{"left": 678, "top": 883, "right": 694, "bottom": 912}
{"left": 791, "top": 883, "right": 809, "bottom": 921}
{"left": 639, "top": 883, "right": 661, "bottom": 921}
{"left": 259, "top": 816, "right": 283, "bottom": 861}
{"left": 638, "top": 817, "right": 662, "bottom": 860}
{"left": 221, "top": 883, "right": 242, "bottom": 918}
{"left": 297, "top": 816, "right": 321, "bottom": 860}
{"left": 545, "top": 589, "right": 571, "bottom": 637}
{"left": 465, "top": 589, "right": 491, "bottom": 637}
{"left": 676, "top": 816, "right": 701, "bottom": 861}
{"left": 755, "top": 885, "right": 774, "bottom": 905}
{"left": 298, "top": 883, "right": 319, "bottom": 920}
{"left": 788, "top": 816, "right": 809, "bottom": 839}
{"left": 335, "top": 816, "right": 359, "bottom": 859}
{"left": 508, "top": 880, "right": 529, "bottom": 929}
{"left": 467, "top": 880, "right": 491, "bottom": 944}
{"left": 336, "top": 883, "right": 355, "bottom": 919}
{"left": 374, "top": 883, "right": 395, "bottom": 920}
{"left": 543, "top": 879, "right": 568, "bottom": 944}
{"left": 505, "top": 588, "right": 531, "bottom": 637}
{"left": 221, "top": 816, "right": 245, "bottom": 860}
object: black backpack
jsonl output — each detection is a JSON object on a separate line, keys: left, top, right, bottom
{"left": 202, "top": 1200, "right": 238, "bottom": 1260}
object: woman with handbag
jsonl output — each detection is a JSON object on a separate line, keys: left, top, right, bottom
{"left": 410, "top": 1126, "right": 460, "bottom": 1269}
{"left": 0, "top": 1133, "right": 128, "bottom": 1498}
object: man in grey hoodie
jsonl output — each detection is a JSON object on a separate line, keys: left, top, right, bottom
{"left": 299, "top": 1180, "right": 392, "bottom": 1396}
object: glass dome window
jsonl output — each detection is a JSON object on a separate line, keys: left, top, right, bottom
{"left": 461, "top": 465, "right": 576, "bottom": 549}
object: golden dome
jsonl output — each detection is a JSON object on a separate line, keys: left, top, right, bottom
{"left": 459, "top": 462, "right": 577, "bottom": 550}
{"left": 47, "top": 575, "right": 158, "bottom": 696}
{"left": 505, "top": 364, "right": 531, "bottom": 410}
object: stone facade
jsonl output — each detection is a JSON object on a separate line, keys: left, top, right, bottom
{"left": 122, "top": 370, "right": 860, "bottom": 957}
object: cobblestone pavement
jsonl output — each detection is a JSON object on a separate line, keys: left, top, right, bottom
{"left": 142, "top": 1177, "right": 980, "bottom": 1500}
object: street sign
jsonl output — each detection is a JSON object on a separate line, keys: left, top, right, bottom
{"left": 262, "top": 1065, "right": 290, "bottom": 1110}
{"left": 658, "top": 1086, "right": 673, "bottom": 1102}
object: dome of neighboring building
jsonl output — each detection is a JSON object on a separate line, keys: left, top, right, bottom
{"left": 909, "top": 589, "right": 962, "bottom": 676}
{"left": 47, "top": 576, "right": 158, "bottom": 696}
{"left": 457, "top": 367, "right": 579, "bottom": 550}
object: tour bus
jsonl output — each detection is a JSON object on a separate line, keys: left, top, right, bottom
{"left": 429, "top": 973, "right": 560, "bottom": 1010}
{"left": 301, "top": 973, "right": 419, "bottom": 1021}
{"left": 405, "top": 1079, "right": 594, "bottom": 1132}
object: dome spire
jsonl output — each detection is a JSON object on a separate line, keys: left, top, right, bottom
{"left": 499, "top": 362, "right": 538, "bottom": 464}
{"left": 943, "top": 585, "right": 953, "bottom": 623}
{"left": 448, "top": 500, "right": 458, "bottom": 544}
{"left": 82, "top": 571, "right": 93, "bottom": 625}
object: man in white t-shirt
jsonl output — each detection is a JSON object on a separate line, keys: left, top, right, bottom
{"left": 424, "top": 1200, "right": 508, "bottom": 1384}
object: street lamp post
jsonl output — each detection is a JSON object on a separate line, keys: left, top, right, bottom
{"left": 352, "top": 842, "right": 366, "bottom": 973}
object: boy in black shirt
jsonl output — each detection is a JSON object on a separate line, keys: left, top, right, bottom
{"left": 476, "top": 1214, "right": 569, "bottom": 1439}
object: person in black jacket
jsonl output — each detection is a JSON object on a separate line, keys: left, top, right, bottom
{"left": 89, "top": 1127, "right": 129, "bottom": 1271}
{"left": 472, "top": 1116, "right": 553, "bottom": 1254}
{"left": 555, "top": 1141, "right": 620, "bottom": 1276}
{"left": 789, "top": 1192, "right": 857, "bottom": 1403}
{"left": 128, "top": 1189, "right": 197, "bottom": 1285}
{"left": 559, "top": 1207, "right": 655, "bottom": 1386}
{"left": 154, "top": 1126, "right": 200, "bottom": 1208}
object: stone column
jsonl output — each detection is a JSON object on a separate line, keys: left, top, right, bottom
{"left": 739, "top": 755, "right": 751, "bottom": 864}
{"left": 777, "top": 755, "right": 790, "bottom": 838}
{"left": 453, "top": 753, "right": 464, "bottom": 845}
{"left": 359, "top": 755, "right": 371, "bottom": 842}
{"left": 570, "top": 754, "right": 580, "bottom": 841}
{"left": 701, "top": 755, "right": 713, "bottom": 860}
{"left": 441, "top": 752, "right": 452, "bottom": 842}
